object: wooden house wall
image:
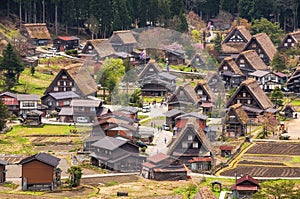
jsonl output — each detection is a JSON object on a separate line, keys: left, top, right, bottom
{"left": 282, "top": 35, "right": 297, "bottom": 48}
{"left": 0, "top": 165, "right": 5, "bottom": 183}
{"left": 22, "top": 160, "right": 54, "bottom": 185}
{"left": 176, "top": 118, "right": 206, "bottom": 130}
{"left": 153, "top": 171, "right": 187, "bottom": 181}
{"left": 244, "top": 40, "right": 270, "bottom": 65}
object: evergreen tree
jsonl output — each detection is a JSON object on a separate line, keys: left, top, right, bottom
{"left": 0, "top": 99, "right": 9, "bottom": 131}
{"left": 0, "top": 43, "right": 24, "bottom": 90}
{"left": 271, "top": 52, "right": 287, "bottom": 72}
{"left": 270, "top": 86, "right": 284, "bottom": 107}
{"left": 67, "top": 166, "right": 82, "bottom": 187}
{"left": 179, "top": 9, "right": 188, "bottom": 32}
{"left": 170, "top": 0, "right": 184, "bottom": 17}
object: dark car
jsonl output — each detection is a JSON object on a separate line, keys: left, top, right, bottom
{"left": 136, "top": 141, "right": 147, "bottom": 148}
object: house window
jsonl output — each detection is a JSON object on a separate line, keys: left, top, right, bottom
{"left": 63, "top": 87, "right": 67, "bottom": 91}
{"left": 72, "top": 87, "right": 76, "bottom": 91}
{"left": 63, "top": 101, "right": 70, "bottom": 106}
{"left": 240, "top": 64, "right": 245, "bottom": 67}
{"left": 202, "top": 96, "right": 207, "bottom": 101}
{"left": 56, "top": 102, "right": 59, "bottom": 106}
{"left": 223, "top": 66, "right": 228, "bottom": 70}
{"left": 54, "top": 87, "right": 59, "bottom": 91}
{"left": 69, "top": 82, "right": 73, "bottom": 86}
{"left": 197, "top": 90, "right": 203, "bottom": 95}
{"left": 63, "top": 81, "right": 67, "bottom": 86}
{"left": 23, "top": 101, "right": 35, "bottom": 107}
{"left": 57, "top": 81, "right": 60, "bottom": 86}
{"left": 193, "top": 142, "right": 198, "bottom": 148}
{"left": 104, "top": 150, "right": 108, "bottom": 154}
{"left": 240, "top": 59, "right": 245, "bottom": 63}
{"left": 78, "top": 107, "right": 84, "bottom": 111}
{"left": 48, "top": 101, "right": 52, "bottom": 106}
{"left": 149, "top": 68, "right": 154, "bottom": 72}
{"left": 252, "top": 43, "right": 256, "bottom": 48}
{"left": 237, "top": 99, "right": 240, "bottom": 104}
{"left": 284, "top": 43, "right": 288, "bottom": 47}
{"left": 291, "top": 43, "right": 295, "bottom": 47}
{"left": 247, "top": 100, "right": 251, "bottom": 104}
{"left": 62, "top": 75, "right": 67, "bottom": 79}
{"left": 88, "top": 45, "right": 92, "bottom": 50}
{"left": 243, "top": 92, "right": 246, "bottom": 97}
{"left": 182, "top": 142, "right": 188, "bottom": 148}
{"left": 90, "top": 107, "right": 96, "bottom": 111}
{"left": 109, "top": 151, "right": 112, "bottom": 155}
{"left": 188, "top": 135, "right": 193, "bottom": 141}
{"left": 288, "top": 39, "right": 292, "bottom": 42}
{"left": 260, "top": 54, "right": 264, "bottom": 58}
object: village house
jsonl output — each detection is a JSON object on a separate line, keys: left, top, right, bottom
{"left": 53, "top": 36, "right": 79, "bottom": 51}
{"left": 225, "top": 103, "right": 249, "bottom": 137}
{"left": 194, "top": 80, "right": 217, "bottom": 115}
{"left": 204, "top": 72, "right": 225, "bottom": 96}
{"left": 174, "top": 112, "right": 208, "bottom": 134}
{"left": 226, "top": 78, "right": 275, "bottom": 118}
{"left": 167, "top": 83, "right": 201, "bottom": 111}
{"left": 231, "top": 174, "right": 260, "bottom": 198}
{"left": 138, "top": 72, "right": 177, "bottom": 97}
{"left": 249, "top": 70, "right": 282, "bottom": 92}
{"left": 164, "top": 109, "right": 185, "bottom": 130}
{"left": 19, "top": 153, "right": 61, "bottom": 191}
{"left": 24, "top": 110, "right": 43, "bottom": 126}
{"left": 235, "top": 50, "right": 269, "bottom": 77}
{"left": 138, "top": 60, "right": 162, "bottom": 81}
{"left": 218, "top": 57, "right": 245, "bottom": 89}
{"left": 109, "top": 30, "right": 137, "bottom": 53}
{"left": 114, "top": 106, "right": 139, "bottom": 121}
{"left": 243, "top": 32, "right": 277, "bottom": 66}
{"left": 164, "top": 48, "right": 185, "bottom": 65}
{"left": 190, "top": 53, "right": 206, "bottom": 69}
{"left": 41, "top": 91, "right": 80, "bottom": 112}
{"left": 281, "top": 30, "right": 300, "bottom": 49}
{"left": 168, "top": 118, "right": 213, "bottom": 172}
{"left": 44, "top": 63, "right": 98, "bottom": 97}
{"left": 0, "top": 92, "right": 19, "bottom": 116}
{"left": 90, "top": 136, "right": 146, "bottom": 172}
{"left": 58, "top": 98, "right": 102, "bottom": 123}
{"left": 80, "top": 39, "right": 115, "bottom": 61}
{"left": 141, "top": 153, "right": 187, "bottom": 181}
{"left": 17, "top": 94, "right": 41, "bottom": 116}
{"left": 22, "top": 23, "right": 51, "bottom": 46}
{"left": 221, "top": 26, "right": 252, "bottom": 59}
{"left": 287, "top": 66, "right": 300, "bottom": 94}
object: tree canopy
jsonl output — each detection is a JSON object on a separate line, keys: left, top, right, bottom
{"left": 0, "top": 99, "right": 9, "bottom": 131}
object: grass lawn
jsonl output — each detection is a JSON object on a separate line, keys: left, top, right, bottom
{"left": 10, "top": 68, "right": 55, "bottom": 95}
{"left": 291, "top": 99, "right": 300, "bottom": 106}
{"left": 0, "top": 124, "right": 84, "bottom": 154}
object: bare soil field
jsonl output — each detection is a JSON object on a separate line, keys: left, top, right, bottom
{"left": 245, "top": 142, "right": 300, "bottom": 155}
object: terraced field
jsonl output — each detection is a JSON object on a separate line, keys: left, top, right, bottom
{"left": 219, "top": 142, "right": 300, "bottom": 177}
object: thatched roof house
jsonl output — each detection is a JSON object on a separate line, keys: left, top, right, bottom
{"left": 281, "top": 30, "right": 300, "bottom": 48}
{"left": 22, "top": 23, "right": 51, "bottom": 45}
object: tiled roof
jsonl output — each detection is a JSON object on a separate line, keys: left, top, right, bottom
{"left": 17, "top": 94, "right": 40, "bottom": 101}
{"left": 70, "top": 99, "right": 101, "bottom": 107}
{"left": 19, "top": 152, "right": 60, "bottom": 167}
{"left": 91, "top": 136, "right": 127, "bottom": 151}
{"left": 147, "top": 153, "right": 170, "bottom": 164}
{"left": 48, "top": 91, "right": 80, "bottom": 100}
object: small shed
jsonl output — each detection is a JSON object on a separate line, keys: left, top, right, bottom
{"left": 231, "top": 174, "right": 260, "bottom": 198}
{"left": 282, "top": 103, "right": 296, "bottom": 118}
{"left": 25, "top": 110, "right": 43, "bottom": 126}
{"left": 0, "top": 160, "right": 8, "bottom": 183}
{"left": 220, "top": 145, "right": 234, "bottom": 157}
{"left": 19, "top": 153, "right": 60, "bottom": 191}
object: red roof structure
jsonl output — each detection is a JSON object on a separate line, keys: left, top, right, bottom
{"left": 220, "top": 145, "right": 234, "bottom": 151}
{"left": 231, "top": 174, "right": 260, "bottom": 191}
{"left": 188, "top": 157, "right": 212, "bottom": 163}
{"left": 57, "top": 36, "right": 79, "bottom": 41}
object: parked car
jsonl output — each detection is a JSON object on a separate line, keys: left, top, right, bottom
{"left": 136, "top": 141, "right": 147, "bottom": 148}
{"left": 38, "top": 53, "right": 47, "bottom": 58}
{"left": 162, "top": 124, "right": 170, "bottom": 131}
{"left": 142, "top": 106, "right": 150, "bottom": 113}
{"left": 76, "top": 117, "right": 89, "bottom": 123}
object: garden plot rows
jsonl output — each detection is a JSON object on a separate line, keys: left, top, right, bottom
{"left": 245, "top": 142, "right": 300, "bottom": 155}
{"left": 221, "top": 166, "right": 300, "bottom": 177}
{"left": 220, "top": 142, "right": 300, "bottom": 177}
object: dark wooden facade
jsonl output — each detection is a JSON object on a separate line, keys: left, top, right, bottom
{"left": 287, "top": 67, "right": 300, "bottom": 94}
{"left": 281, "top": 31, "right": 300, "bottom": 49}
{"left": 165, "top": 49, "right": 185, "bottom": 65}
{"left": 243, "top": 33, "right": 277, "bottom": 66}
{"left": 225, "top": 104, "right": 249, "bottom": 137}
{"left": 231, "top": 175, "right": 260, "bottom": 198}
{"left": 53, "top": 36, "right": 79, "bottom": 51}
{"left": 168, "top": 118, "right": 213, "bottom": 172}
{"left": 0, "top": 92, "right": 19, "bottom": 116}
{"left": 20, "top": 153, "right": 60, "bottom": 191}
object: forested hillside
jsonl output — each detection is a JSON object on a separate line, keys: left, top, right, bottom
{"left": 0, "top": 0, "right": 299, "bottom": 37}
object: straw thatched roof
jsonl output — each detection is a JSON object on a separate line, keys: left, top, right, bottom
{"left": 238, "top": 50, "right": 268, "bottom": 71}
{"left": 219, "top": 57, "right": 244, "bottom": 76}
{"left": 23, "top": 23, "right": 51, "bottom": 40}
{"left": 110, "top": 30, "right": 137, "bottom": 45}
{"left": 222, "top": 26, "right": 252, "bottom": 54}
{"left": 226, "top": 103, "right": 249, "bottom": 125}
{"left": 138, "top": 60, "right": 162, "bottom": 79}
{"left": 194, "top": 80, "right": 217, "bottom": 103}
{"left": 87, "top": 39, "right": 115, "bottom": 58}
{"left": 227, "top": 78, "right": 274, "bottom": 110}
{"left": 168, "top": 82, "right": 201, "bottom": 106}
{"left": 244, "top": 33, "right": 277, "bottom": 62}
{"left": 167, "top": 117, "right": 212, "bottom": 156}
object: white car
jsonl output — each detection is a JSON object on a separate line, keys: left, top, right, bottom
{"left": 76, "top": 117, "right": 89, "bottom": 123}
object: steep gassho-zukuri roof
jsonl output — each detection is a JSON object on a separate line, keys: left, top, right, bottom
{"left": 219, "top": 57, "right": 244, "bottom": 76}
{"left": 238, "top": 50, "right": 268, "bottom": 71}
{"left": 167, "top": 117, "right": 212, "bottom": 156}
{"left": 87, "top": 39, "right": 115, "bottom": 58}
{"left": 245, "top": 33, "right": 277, "bottom": 61}
{"left": 226, "top": 103, "right": 249, "bottom": 125}
{"left": 227, "top": 78, "right": 274, "bottom": 110}
{"left": 65, "top": 63, "right": 98, "bottom": 96}
{"left": 23, "top": 23, "right": 51, "bottom": 40}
